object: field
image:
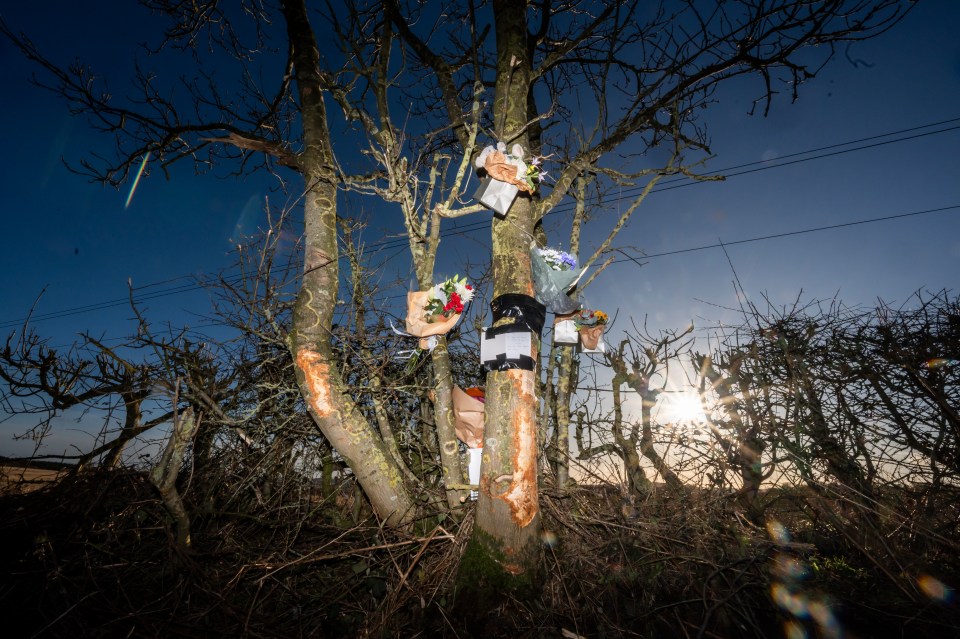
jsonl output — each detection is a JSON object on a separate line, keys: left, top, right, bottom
{"left": 0, "top": 464, "right": 66, "bottom": 494}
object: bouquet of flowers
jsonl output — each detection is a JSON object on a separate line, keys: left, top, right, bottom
{"left": 524, "top": 156, "right": 545, "bottom": 193}
{"left": 405, "top": 275, "right": 473, "bottom": 346}
{"left": 574, "top": 309, "right": 608, "bottom": 328}
{"left": 537, "top": 247, "right": 577, "bottom": 271}
{"left": 453, "top": 386, "right": 486, "bottom": 500}
{"left": 575, "top": 309, "right": 608, "bottom": 350}
{"left": 424, "top": 275, "right": 474, "bottom": 320}
{"left": 453, "top": 386, "right": 485, "bottom": 449}
{"left": 531, "top": 245, "right": 583, "bottom": 314}
{"left": 474, "top": 143, "right": 546, "bottom": 215}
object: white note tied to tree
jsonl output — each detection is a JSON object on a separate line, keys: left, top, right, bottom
{"left": 504, "top": 331, "right": 531, "bottom": 359}
{"left": 479, "top": 330, "right": 501, "bottom": 363}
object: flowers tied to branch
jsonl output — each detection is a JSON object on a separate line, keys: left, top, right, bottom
{"left": 475, "top": 142, "right": 545, "bottom": 193}
{"left": 536, "top": 247, "right": 577, "bottom": 271}
{"left": 574, "top": 309, "right": 608, "bottom": 329}
{"left": 424, "top": 275, "right": 474, "bottom": 320}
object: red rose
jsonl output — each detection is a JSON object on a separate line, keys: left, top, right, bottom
{"left": 444, "top": 292, "right": 463, "bottom": 315}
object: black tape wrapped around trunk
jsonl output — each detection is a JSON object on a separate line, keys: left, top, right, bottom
{"left": 481, "top": 294, "right": 546, "bottom": 372}
{"left": 491, "top": 293, "right": 546, "bottom": 335}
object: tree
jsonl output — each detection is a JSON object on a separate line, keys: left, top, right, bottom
{"left": 377, "top": 0, "right": 913, "bottom": 592}
{"left": 2, "top": 0, "right": 916, "bottom": 600}
{"left": 576, "top": 325, "right": 692, "bottom": 502}
{"left": 696, "top": 346, "right": 778, "bottom": 522}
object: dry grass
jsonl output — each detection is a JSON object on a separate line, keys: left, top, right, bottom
{"left": 0, "top": 464, "right": 66, "bottom": 495}
{"left": 0, "top": 469, "right": 958, "bottom": 638}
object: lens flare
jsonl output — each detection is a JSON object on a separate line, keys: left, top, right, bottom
{"left": 924, "top": 358, "right": 959, "bottom": 369}
{"left": 767, "top": 519, "right": 791, "bottom": 544}
{"left": 808, "top": 600, "right": 841, "bottom": 639}
{"left": 772, "top": 583, "right": 810, "bottom": 618}
{"left": 784, "top": 620, "right": 808, "bottom": 639}
{"left": 124, "top": 152, "right": 150, "bottom": 209}
{"left": 918, "top": 574, "right": 955, "bottom": 602}
{"left": 541, "top": 530, "right": 558, "bottom": 548}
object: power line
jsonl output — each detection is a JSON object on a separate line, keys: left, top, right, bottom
{"left": 3, "top": 117, "right": 958, "bottom": 329}
{"left": 7, "top": 201, "right": 956, "bottom": 332}
{"left": 288, "top": 119, "right": 960, "bottom": 258}
{"left": 611, "top": 204, "right": 960, "bottom": 262}
{"left": 41, "top": 202, "right": 957, "bottom": 346}
{"left": 371, "top": 203, "right": 960, "bottom": 304}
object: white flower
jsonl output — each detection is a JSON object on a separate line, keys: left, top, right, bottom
{"left": 429, "top": 284, "right": 448, "bottom": 305}
{"left": 454, "top": 281, "right": 474, "bottom": 303}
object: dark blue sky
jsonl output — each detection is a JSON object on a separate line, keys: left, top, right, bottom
{"left": 1, "top": 1, "right": 959, "bottom": 457}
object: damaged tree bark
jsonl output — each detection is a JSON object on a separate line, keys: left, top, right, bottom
{"left": 457, "top": 0, "right": 542, "bottom": 603}
{"left": 282, "top": 0, "right": 416, "bottom": 527}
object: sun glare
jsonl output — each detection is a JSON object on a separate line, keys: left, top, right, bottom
{"left": 658, "top": 392, "right": 707, "bottom": 425}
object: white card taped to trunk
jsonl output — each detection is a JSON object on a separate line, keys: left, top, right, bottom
{"left": 481, "top": 327, "right": 535, "bottom": 371}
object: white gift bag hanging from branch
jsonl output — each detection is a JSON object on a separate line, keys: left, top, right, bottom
{"left": 531, "top": 245, "right": 584, "bottom": 314}
{"left": 474, "top": 178, "right": 518, "bottom": 218}
{"left": 473, "top": 142, "right": 543, "bottom": 217}
{"left": 553, "top": 313, "right": 580, "bottom": 345}
{"left": 404, "top": 275, "right": 474, "bottom": 350}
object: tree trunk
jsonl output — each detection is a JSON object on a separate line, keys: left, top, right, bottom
{"left": 149, "top": 407, "right": 199, "bottom": 550}
{"left": 430, "top": 339, "right": 467, "bottom": 508}
{"left": 553, "top": 344, "right": 576, "bottom": 489}
{"left": 622, "top": 448, "right": 649, "bottom": 503}
{"left": 457, "top": 0, "right": 542, "bottom": 606}
{"left": 282, "top": 0, "right": 415, "bottom": 527}
{"left": 640, "top": 416, "right": 683, "bottom": 490}
{"left": 104, "top": 391, "right": 145, "bottom": 469}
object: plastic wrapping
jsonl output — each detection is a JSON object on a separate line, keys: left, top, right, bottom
{"left": 452, "top": 386, "right": 485, "bottom": 448}
{"left": 474, "top": 177, "right": 519, "bottom": 217}
{"left": 479, "top": 148, "right": 530, "bottom": 191}
{"left": 404, "top": 291, "right": 461, "bottom": 338}
{"left": 531, "top": 246, "right": 584, "bottom": 314}
{"left": 480, "top": 294, "right": 546, "bottom": 372}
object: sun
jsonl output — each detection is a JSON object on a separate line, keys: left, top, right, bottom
{"left": 658, "top": 391, "right": 707, "bottom": 425}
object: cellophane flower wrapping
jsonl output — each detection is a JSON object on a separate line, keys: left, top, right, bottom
{"left": 405, "top": 291, "right": 459, "bottom": 338}
{"left": 531, "top": 246, "right": 583, "bottom": 314}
